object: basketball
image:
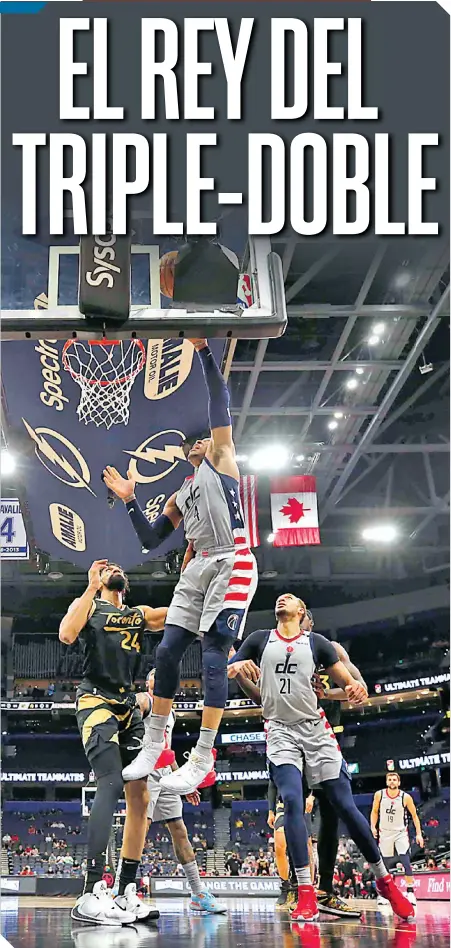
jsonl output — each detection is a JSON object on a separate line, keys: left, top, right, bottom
{"left": 159, "top": 250, "right": 179, "bottom": 299}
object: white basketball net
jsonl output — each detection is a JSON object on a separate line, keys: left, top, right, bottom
{"left": 62, "top": 340, "right": 146, "bottom": 429}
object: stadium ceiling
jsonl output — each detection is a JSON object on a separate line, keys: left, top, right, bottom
{"left": 226, "top": 236, "right": 450, "bottom": 588}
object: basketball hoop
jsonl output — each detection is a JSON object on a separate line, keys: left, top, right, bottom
{"left": 62, "top": 339, "right": 146, "bottom": 429}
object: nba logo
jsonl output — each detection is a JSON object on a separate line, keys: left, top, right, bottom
{"left": 386, "top": 760, "right": 395, "bottom": 771}
{"left": 375, "top": 684, "right": 382, "bottom": 694}
{"left": 237, "top": 274, "right": 253, "bottom": 308}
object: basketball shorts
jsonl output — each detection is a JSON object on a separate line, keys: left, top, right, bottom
{"left": 166, "top": 548, "right": 258, "bottom": 638}
{"left": 76, "top": 687, "right": 144, "bottom": 776}
{"left": 379, "top": 831, "right": 410, "bottom": 858}
{"left": 274, "top": 808, "right": 313, "bottom": 838}
{"left": 147, "top": 774, "right": 183, "bottom": 823}
{"left": 266, "top": 712, "right": 343, "bottom": 788}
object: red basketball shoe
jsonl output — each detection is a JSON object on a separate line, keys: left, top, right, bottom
{"left": 376, "top": 875, "right": 416, "bottom": 921}
{"left": 290, "top": 885, "right": 320, "bottom": 923}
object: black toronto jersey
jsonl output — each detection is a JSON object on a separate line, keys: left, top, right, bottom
{"left": 79, "top": 599, "right": 146, "bottom": 694}
{"left": 316, "top": 670, "right": 342, "bottom": 729}
{"left": 230, "top": 628, "right": 338, "bottom": 725}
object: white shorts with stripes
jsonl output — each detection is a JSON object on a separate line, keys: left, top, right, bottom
{"left": 166, "top": 541, "right": 258, "bottom": 638}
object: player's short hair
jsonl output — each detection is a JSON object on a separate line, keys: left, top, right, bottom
{"left": 182, "top": 430, "right": 211, "bottom": 457}
{"left": 386, "top": 772, "right": 401, "bottom": 781}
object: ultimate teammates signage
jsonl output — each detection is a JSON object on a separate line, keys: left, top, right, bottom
{"left": 374, "top": 672, "right": 450, "bottom": 694}
{"left": 1, "top": 771, "right": 86, "bottom": 783}
{"left": 0, "top": 499, "right": 29, "bottom": 560}
{"left": 398, "top": 751, "right": 451, "bottom": 772}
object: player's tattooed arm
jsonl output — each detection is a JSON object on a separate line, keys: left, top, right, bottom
{"left": 189, "top": 338, "right": 239, "bottom": 480}
{"left": 59, "top": 559, "right": 107, "bottom": 644}
{"left": 139, "top": 605, "right": 168, "bottom": 632}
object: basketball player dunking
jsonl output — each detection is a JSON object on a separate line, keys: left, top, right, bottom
{"left": 228, "top": 593, "right": 416, "bottom": 923}
{"left": 59, "top": 560, "right": 166, "bottom": 926}
{"left": 103, "top": 338, "right": 258, "bottom": 795}
{"left": 371, "top": 772, "right": 424, "bottom": 908}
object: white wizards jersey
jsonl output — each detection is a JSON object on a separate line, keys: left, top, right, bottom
{"left": 379, "top": 790, "right": 408, "bottom": 836}
{"left": 176, "top": 458, "right": 246, "bottom": 554}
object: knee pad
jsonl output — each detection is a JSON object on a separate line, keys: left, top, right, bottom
{"left": 202, "top": 643, "right": 229, "bottom": 708}
{"left": 153, "top": 643, "right": 182, "bottom": 699}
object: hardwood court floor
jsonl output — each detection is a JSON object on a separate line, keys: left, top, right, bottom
{"left": 1, "top": 896, "right": 449, "bottom": 948}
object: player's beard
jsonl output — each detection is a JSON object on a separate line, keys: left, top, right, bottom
{"left": 105, "top": 573, "right": 127, "bottom": 592}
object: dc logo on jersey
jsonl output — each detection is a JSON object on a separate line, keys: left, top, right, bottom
{"left": 227, "top": 614, "right": 240, "bottom": 632}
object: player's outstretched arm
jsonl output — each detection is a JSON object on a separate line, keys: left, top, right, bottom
{"left": 59, "top": 559, "right": 107, "bottom": 644}
{"left": 139, "top": 606, "right": 168, "bottom": 632}
{"left": 189, "top": 338, "right": 239, "bottom": 479}
{"left": 103, "top": 466, "right": 183, "bottom": 551}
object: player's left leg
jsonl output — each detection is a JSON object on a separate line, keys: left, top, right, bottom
{"left": 318, "top": 767, "right": 415, "bottom": 921}
{"left": 269, "top": 761, "right": 319, "bottom": 923}
{"left": 396, "top": 848, "right": 417, "bottom": 906}
{"left": 160, "top": 552, "right": 257, "bottom": 795}
{"left": 315, "top": 790, "right": 361, "bottom": 918}
{"left": 274, "top": 823, "right": 291, "bottom": 909}
{"left": 115, "top": 709, "right": 160, "bottom": 920}
{"left": 167, "top": 818, "right": 227, "bottom": 914}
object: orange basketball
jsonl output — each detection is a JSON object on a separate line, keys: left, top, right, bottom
{"left": 159, "top": 251, "right": 179, "bottom": 299}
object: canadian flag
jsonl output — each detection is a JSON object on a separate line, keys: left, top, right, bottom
{"left": 270, "top": 475, "right": 321, "bottom": 547}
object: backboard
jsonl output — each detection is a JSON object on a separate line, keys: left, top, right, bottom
{"left": 1, "top": 236, "right": 287, "bottom": 341}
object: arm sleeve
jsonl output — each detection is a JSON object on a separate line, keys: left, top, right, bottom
{"left": 268, "top": 778, "right": 277, "bottom": 811}
{"left": 125, "top": 502, "right": 174, "bottom": 552}
{"left": 311, "top": 633, "right": 340, "bottom": 669}
{"left": 197, "top": 346, "right": 231, "bottom": 430}
{"left": 227, "top": 629, "right": 270, "bottom": 665}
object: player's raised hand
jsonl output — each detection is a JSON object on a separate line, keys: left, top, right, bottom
{"left": 103, "top": 465, "right": 136, "bottom": 502}
{"left": 88, "top": 559, "right": 108, "bottom": 591}
{"left": 188, "top": 338, "right": 208, "bottom": 351}
{"left": 186, "top": 790, "right": 201, "bottom": 806}
{"left": 345, "top": 680, "right": 367, "bottom": 705}
{"left": 311, "top": 672, "right": 326, "bottom": 699}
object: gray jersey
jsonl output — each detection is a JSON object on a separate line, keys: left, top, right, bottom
{"left": 231, "top": 628, "right": 339, "bottom": 725}
{"left": 176, "top": 458, "right": 246, "bottom": 553}
{"left": 379, "top": 790, "right": 408, "bottom": 836}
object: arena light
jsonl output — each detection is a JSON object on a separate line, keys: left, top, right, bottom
{"left": 355, "top": 367, "right": 365, "bottom": 376}
{"left": 267, "top": 533, "right": 275, "bottom": 543}
{"left": 346, "top": 378, "right": 359, "bottom": 391}
{"left": 334, "top": 412, "right": 344, "bottom": 419}
{"left": 1, "top": 450, "right": 16, "bottom": 476}
{"left": 248, "top": 446, "right": 289, "bottom": 471}
{"left": 328, "top": 420, "right": 338, "bottom": 431}
{"left": 367, "top": 334, "right": 380, "bottom": 346}
{"left": 295, "top": 454, "right": 305, "bottom": 462}
{"left": 361, "top": 524, "right": 398, "bottom": 543}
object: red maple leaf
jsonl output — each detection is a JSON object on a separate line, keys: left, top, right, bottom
{"left": 280, "top": 497, "right": 311, "bottom": 524}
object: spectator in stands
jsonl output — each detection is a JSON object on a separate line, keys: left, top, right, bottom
{"left": 427, "top": 857, "right": 438, "bottom": 869}
{"left": 235, "top": 818, "right": 243, "bottom": 829}
{"left": 226, "top": 853, "right": 242, "bottom": 877}
{"left": 20, "top": 866, "right": 34, "bottom": 876}
{"left": 2, "top": 833, "right": 11, "bottom": 847}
